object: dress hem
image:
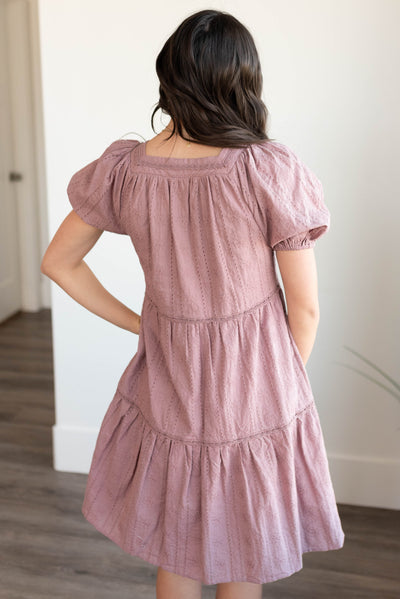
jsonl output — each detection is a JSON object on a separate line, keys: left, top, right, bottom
{"left": 81, "top": 504, "right": 345, "bottom": 585}
{"left": 81, "top": 391, "right": 345, "bottom": 586}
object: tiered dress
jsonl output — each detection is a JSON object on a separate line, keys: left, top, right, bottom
{"left": 66, "top": 137, "right": 345, "bottom": 585}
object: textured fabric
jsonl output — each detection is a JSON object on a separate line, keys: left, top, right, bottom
{"left": 67, "top": 138, "right": 345, "bottom": 585}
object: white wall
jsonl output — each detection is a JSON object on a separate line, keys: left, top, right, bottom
{"left": 38, "top": 0, "right": 400, "bottom": 508}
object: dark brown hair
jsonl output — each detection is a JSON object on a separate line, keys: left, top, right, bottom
{"left": 151, "top": 9, "right": 275, "bottom": 148}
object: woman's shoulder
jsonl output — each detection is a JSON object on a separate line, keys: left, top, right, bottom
{"left": 246, "top": 138, "right": 323, "bottom": 188}
{"left": 247, "top": 138, "right": 306, "bottom": 168}
{"left": 99, "top": 138, "right": 141, "bottom": 159}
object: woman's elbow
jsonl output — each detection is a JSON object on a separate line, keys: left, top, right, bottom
{"left": 287, "top": 298, "right": 320, "bottom": 322}
{"left": 305, "top": 304, "right": 320, "bottom": 321}
{"left": 40, "top": 253, "right": 59, "bottom": 278}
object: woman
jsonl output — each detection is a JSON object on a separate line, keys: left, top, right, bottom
{"left": 41, "top": 8, "right": 345, "bottom": 599}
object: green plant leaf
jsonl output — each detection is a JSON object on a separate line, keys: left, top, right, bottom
{"left": 333, "top": 361, "right": 400, "bottom": 402}
{"left": 343, "top": 345, "right": 400, "bottom": 392}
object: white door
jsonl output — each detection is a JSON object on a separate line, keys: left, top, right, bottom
{"left": 0, "top": 0, "right": 22, "bottom": 324}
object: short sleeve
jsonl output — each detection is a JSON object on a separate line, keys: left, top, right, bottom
{"left": 66, "top": 139, "right": 135, "bottom": 234}
{"left": 251, "top": 141, "right": 331, "bottom": 251}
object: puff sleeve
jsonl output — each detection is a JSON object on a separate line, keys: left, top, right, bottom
{"left": 66, "top": 139, "right": 135, "bottom": 234}
{"left": 253, "top": 141, "right": 331, "bottom": 251}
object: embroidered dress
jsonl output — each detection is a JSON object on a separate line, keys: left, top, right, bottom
{"left": 67, "top": 138, "right": 345, "bottom": 585}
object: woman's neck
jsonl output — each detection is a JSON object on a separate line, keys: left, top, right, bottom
{"left": 147, "top": 121, "right": 223, "bottom": 158}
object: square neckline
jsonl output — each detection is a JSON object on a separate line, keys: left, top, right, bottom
{"left": 138, "top": 140, "right": 234, "bottom": 168}
{"left": 144, "top": 140, "right": 225, "bottom": 160}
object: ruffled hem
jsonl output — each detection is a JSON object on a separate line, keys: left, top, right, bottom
{"left": 272, "top": 225, "right": 329, "bottom": 251}
{"left": 81, "top": 389, "right": 345, "bottom": 585}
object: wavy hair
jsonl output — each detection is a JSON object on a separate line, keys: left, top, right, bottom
{"left": 150, "top": 9, "right": 275, "bottom": 148}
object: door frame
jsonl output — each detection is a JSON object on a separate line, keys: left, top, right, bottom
{"left": 3, "top": 0, "right": 49, "bottom": 316}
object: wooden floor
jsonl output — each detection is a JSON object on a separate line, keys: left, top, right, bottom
{"left": 0, "top": 309, "right": 399, "bottom": 599}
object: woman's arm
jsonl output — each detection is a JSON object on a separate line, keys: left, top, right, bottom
{"left": 40, "top": 210, "right": 141, "bottom": 335}
{"left": 275, "top": 248, "right": 320, "bottom": 366}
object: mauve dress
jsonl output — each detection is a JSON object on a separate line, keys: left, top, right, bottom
{"left": 66, "top": 137, "right": 345, "bottom": 585}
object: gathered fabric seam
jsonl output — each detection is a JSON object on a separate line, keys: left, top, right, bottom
{"left": 115, "top": 389, "right": 315, "bottom": 446}
{"left": 145, "top": 283, "right": 281, "bottom": 323}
